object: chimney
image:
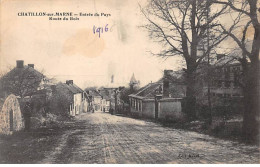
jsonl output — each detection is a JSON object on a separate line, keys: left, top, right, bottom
{"left": 66, "top": 80, "right": 73, "bottom": 85}
{"left": 163, "top": 70, "right": 173, "bottom": 97}
{"left": 111, "top": 75, "right": 114, "bottom": 83}
{"left": 16, "top": 60, "right": 24, "bottom": 68}
{"left": 164, "top": 70, "right": 173, "bottom": 76}
{"left": 217, "top": 54, "right": 226, "bottom": 60}
{"left": 28, "top": 64, "right": 34, "bottom": 68}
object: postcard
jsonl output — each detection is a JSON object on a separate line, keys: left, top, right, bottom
{"left": 0, "top": 0, "right": 259, "bottom": 164}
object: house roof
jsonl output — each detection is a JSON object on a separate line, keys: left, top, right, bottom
{"left": 99, "top": 89, "right": 112, "bottom": 100}
{"left": 0, "top": 65, "right": 46, "bottom": 97}
{"left": 129, "top": 70, "right": 186, "bottom": 99}
{"left": 56, "top": 82, "right": 83, "bottom": 94}
{"left": 129, "top": 82, "right": 162, "bottom": 99}
{"left": 88, "top": 90, "right": 102, "bottom": 97}
{"left": 2, "top": 66, "right": 44, "bottom": 79}
{"left": 214, "top": 55, "right": 240, "bottom": 67}
{"left": 136, "top": 83, "right": 161, "bottom": 97}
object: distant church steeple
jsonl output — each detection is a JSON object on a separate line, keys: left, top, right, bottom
{"left": 129, "top": 73, "right": 140, "bottom": 92}
{"left": 130, "top": 73, "right": 138, "bottom": 85}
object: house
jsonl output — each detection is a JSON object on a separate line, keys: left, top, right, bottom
{"left": 85, "top": 74, "right": 126, "bottom": 113}
{"left": 55, "top": 80, "right": 88, "bottom": 116}
{"left": 200, "top": 54, "right": 243, "bottom": 98}
{"left": 0, "top": 60, "right": 52, "bottom": 100}
{"left": 87, "top": 89, "right": 103, "bottom": 111}
{"left": 129, "top": 70, "right": 186, "bottom": 120}
{"left": 99, "top": 88, "right": 113, "bottom": 112}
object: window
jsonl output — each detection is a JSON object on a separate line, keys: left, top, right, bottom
{"left": 234, "top": 72, "right": 240, "bottom": 88}
{"left": 224, "top": 67, "right": 231, "bottom": 88}
{"left": 217, "top": 81, "right": 222, "bottom": 88}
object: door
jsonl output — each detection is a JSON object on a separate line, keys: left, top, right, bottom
{"left": 10, "top": 109, "right": 13, "bottom": 131}
{"left": 155, "top": 99, "right": 158, "bottom": 119}
{"left": 155, "top": 95, "right": 162, "bottom": 119}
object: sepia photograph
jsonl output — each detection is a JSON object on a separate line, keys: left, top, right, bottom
{"left": 0, "top": 0, "right": 259, "bottom": 164}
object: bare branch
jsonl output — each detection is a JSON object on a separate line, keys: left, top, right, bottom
{"left": 213, "top": 0, "right": 250, "bottom": 16}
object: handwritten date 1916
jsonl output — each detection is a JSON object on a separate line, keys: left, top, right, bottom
{"left": 93, "top": 24, "right": 109, "bottom": 38}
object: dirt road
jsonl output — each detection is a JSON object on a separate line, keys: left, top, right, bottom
{"left": 38, "top": 112, "right": 259, "bottom": 164}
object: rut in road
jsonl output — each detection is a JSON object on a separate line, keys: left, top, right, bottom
{"left": 39, "top": 112, "right": 260, "bottom": 164}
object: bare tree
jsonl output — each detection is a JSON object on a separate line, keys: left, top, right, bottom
{"left": 141, "top": 0, "right": 228, "bottom": 120}
{"left": 213, "top": 0, "right": 260, "bottom": 142}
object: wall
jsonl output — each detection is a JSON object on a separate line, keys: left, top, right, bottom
{"left": 74, "top": 93, "right": 82, "bottom": 115}
{"left": 130, "top": 97, "right": 155, "bottom": 118}
{"left": 70, "top": 104, "right": 75, "bottom": 116}
{"left": 142, "top": 100, "right": 155, "bottom": 119}
{"left": 0, "top": 94, "right": 24, "bottom": 135}
{"left": 82, "top": 98, "right": 88, "bottom": 113}
{"left": 158, "top": 98, "right": 183, "bottom": 121}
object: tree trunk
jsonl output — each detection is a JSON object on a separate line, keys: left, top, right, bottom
{"left": 182, "top": 0, "right": 198, "bottom": 121}
{"left": 184, "top": 61, "right": 197, "bottom": 121}
{"left": 242, "top": 59, "right": 259, "bottom": 142}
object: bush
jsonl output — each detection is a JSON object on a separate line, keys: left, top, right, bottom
{"left": 47, "top": 92, "right": 71, "bottom": 118}
{"left": 196, "top": 104, "right": 211, "bottom": 119}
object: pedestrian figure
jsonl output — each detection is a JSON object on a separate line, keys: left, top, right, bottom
{"left": 23, "top": 102, "right": 32, "bottom": 132}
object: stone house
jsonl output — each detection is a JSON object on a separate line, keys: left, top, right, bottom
{"left": 129, "top": 70, "right": 186, "bottom": 121}
{"left": 87, "top": 90, "right": 103, "bottom": 111}
{"left": 55, "top": 80, "right": 88, "bottom": 116}
{"left": 99, "top": 88, "right": 113, "bottom": 112}
{"left": 202, "top": 55, "right": 243, "bottom": 98}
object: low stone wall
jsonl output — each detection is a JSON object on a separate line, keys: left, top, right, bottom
{"left": 158, "top": 98, "right": 184, "bottom": 121}
{"left": 0, "top": 94, "right": 24, "bottom": 135}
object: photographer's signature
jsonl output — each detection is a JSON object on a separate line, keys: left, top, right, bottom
{"left": 178, "top": 153, "right": 201, "bottom": 159}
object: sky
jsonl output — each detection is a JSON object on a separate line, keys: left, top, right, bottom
{"left": 0, "top": 0, "right": 183, "bottom": 89}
